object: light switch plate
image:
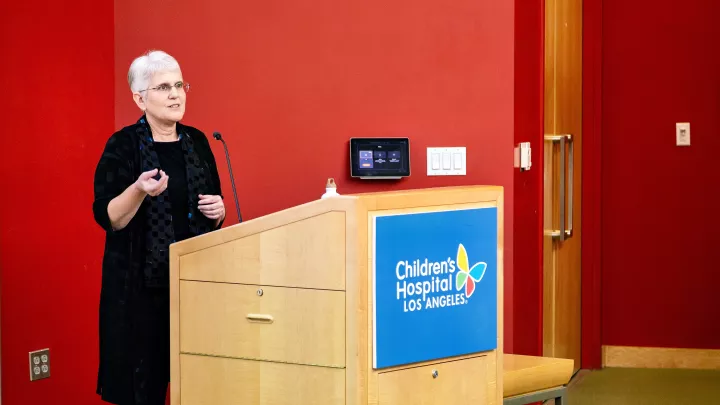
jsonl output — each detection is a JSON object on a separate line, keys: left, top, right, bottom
{"left": 676, "top": 122, "right": 690, "bottom": 146}
{"left": 427, "top": 147, "right": 466, "bottom": 176}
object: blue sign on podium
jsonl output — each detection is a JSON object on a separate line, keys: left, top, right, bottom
{"left": 372, "top": 207, "right": 498, "bottom": 369}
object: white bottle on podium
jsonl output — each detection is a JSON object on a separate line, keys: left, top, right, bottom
{"left": 321, "top": 178, "right": 339, "bottom": 199}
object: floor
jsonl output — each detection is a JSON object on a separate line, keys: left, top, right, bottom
{"left": 565, "top": 368, "right": 720, "bottom": 404}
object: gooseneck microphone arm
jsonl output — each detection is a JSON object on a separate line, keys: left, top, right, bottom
{"left": 213, "top": 132, "right": 242, "bottom": 223}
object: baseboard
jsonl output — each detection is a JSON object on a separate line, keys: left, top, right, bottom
{"left": 602, "top": 345, "right": 720, "bottom": 370}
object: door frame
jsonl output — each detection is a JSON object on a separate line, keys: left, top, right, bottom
{"left": 581, "top": 0, "right": 603, "bottom": 369}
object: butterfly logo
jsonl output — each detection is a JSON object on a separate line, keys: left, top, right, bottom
{"left": 455, "top": 244, "right": 487, "bottom": 298}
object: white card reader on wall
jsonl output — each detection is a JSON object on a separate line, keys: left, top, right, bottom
{"left": 514, "top": 142, "right": 532, "bottom": 171}
{"left": 350, "top": 138, "right": 411, "bottom": 179}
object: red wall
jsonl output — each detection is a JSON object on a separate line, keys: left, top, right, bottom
{"left": 581, "top": 0, "right": 604, "bottom": 368}
{"left": 0, "top": 0, "right": 516, "bottom": 403}
{"left": 0, "top": 1, "right": 114, "bottom": 405}
{"left": 602, "top": 0, "right": 720, "bottom": 349}
{"left": 115, "top": 0, "right": 516, "bottom": 349}
{"left": 512, "top": 0, "right": 544, "bottom": 356}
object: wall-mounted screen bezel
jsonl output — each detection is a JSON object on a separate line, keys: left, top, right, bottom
{"left": 350, "top": 137, "right": 411, "bottom": 179}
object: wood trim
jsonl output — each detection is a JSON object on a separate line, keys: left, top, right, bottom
{"left": 346, "top": 197, "right": 365, "bottom": 405}
{"left": 602, "top": 346, "right": 720, "bottom": 370}
{"left": 496, "top": 191, "right": 505, "bottom": 404}
{"left": 170, "top": 242, "right": 181, "bottom": 405}
{"left": 581, "top": 0, "right": 603, "bottom": 370}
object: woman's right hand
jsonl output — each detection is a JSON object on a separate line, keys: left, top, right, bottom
{"left": 135, "top": 169, "right": 169, "bottom": 196}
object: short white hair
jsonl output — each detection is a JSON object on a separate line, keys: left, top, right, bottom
{"left": 127, "top": 50, "right": 181, "bottom": 93}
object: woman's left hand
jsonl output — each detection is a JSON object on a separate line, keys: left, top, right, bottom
{"left": 198, "top": 194, "right": 225, "bottom": 223}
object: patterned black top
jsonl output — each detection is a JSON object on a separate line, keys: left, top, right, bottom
{"left": 92, "top": 118, "right": 223, "bottom": 405}
{"left": 154, "top": 141, "right": 190, "bottom": 242}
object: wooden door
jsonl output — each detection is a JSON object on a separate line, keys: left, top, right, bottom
{"left": 543, "top": 0, "right": 582, "bottom": 372}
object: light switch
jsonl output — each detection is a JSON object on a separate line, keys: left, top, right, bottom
{"left": 442, "top": 152, "right": 451, "bottom": 170}
{"left": 431, "top": 153, "right": 440, "bottom": 170}
{"left": 427, "top": 147, "right": 466, "bottom": 176}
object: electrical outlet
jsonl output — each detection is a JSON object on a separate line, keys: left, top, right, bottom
{"left": 29, "top": 348, "right": 51, "bottom": 381}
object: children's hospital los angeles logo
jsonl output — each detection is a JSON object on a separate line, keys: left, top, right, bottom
{"left": 395, "top": 243, "right": 488, "bottom": 312}
{"left": 373, "top": 208, "right": 498, "bottom": 368}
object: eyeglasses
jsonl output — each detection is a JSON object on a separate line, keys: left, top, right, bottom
{"left": 140, "top": 81, "right": 190, "bottom": 94}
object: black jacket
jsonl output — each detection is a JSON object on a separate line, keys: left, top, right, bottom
{"left": 92, "top": 119, "right": 222, "bottom": 404}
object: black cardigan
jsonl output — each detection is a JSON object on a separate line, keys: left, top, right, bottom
{"left": 92, "top": 119, "right": 223, "bottom": 404}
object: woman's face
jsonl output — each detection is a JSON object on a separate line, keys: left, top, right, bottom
{"left": 135, "top": 69, "right": 187, "bottom": 123}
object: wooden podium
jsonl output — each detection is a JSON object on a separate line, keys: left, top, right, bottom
{"left": 169, "top": 186, "right": 504, "bottom": 405}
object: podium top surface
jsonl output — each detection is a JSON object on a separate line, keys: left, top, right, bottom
{"left": 170, "top": 185, "right": 503, "bottom": 256}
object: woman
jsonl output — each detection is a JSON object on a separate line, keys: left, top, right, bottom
{"left": 93, "top": 50, "right": 225, "bottom": 405}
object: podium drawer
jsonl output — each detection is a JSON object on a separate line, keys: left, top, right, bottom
{"left": 180, "top": 354, "right": 345, "bottom": 405}
{"left": 378, "top": 355, "right": 490, "bottom": 405}
{"left": 179, "top": 281, "right": 346, "bottom": 367}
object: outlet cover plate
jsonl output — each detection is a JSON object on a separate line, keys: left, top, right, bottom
{"left": 676, "top": 122, "right": 690, "bottom": 146}
{"left": 29, "top": 348, "right": 51, "bottom": 381}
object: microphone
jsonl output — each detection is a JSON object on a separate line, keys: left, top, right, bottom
{"left": 212, "top": 132, "right": 243, "bottom": 223}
